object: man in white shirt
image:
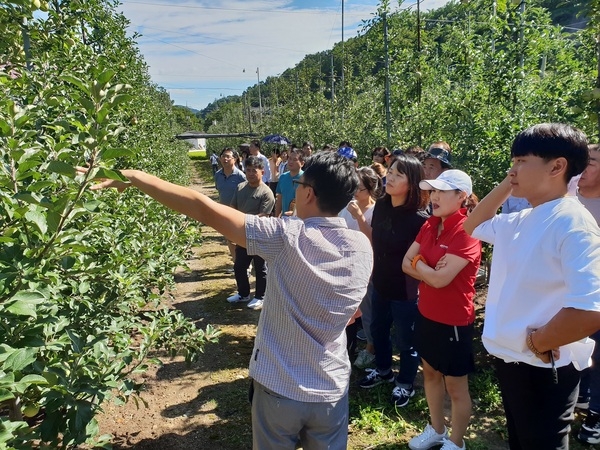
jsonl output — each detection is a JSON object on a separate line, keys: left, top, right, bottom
{"left": 576, "top": 143, "right": 600, "bottom": 444}
{"left": 249, "top": 140, "right": 270, "bottom": 184}
{"left": 464, "top": 124, "right": 600, "bottom": 450}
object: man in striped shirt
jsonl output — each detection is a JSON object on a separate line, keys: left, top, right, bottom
{"left": 83, "top": 151, "right": 373, "bottom": 450}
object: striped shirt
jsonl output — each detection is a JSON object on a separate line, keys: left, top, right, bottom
{"left": 246, "top": 214, "right": 373, "bottom": 402}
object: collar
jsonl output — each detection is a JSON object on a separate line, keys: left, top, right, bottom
{"left": 303, "top": 216, "right": 348, "bottom": 228}
{"left": 426, "top": 208, "right": 467, "bottom": 231}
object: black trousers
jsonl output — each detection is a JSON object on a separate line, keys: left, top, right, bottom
{"left": 494, "top": 357, "right": 580, "bottom": 450}
{"left": 234, "top": 246, "right": 266, "bottom": 299}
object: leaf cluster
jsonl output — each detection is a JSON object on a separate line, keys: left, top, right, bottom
{"left": 0, "top": 1, "right": 218, "bottom": 448}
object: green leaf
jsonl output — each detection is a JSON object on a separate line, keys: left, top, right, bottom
{"left": 47, "top": 160, "right": 76, "bottom": 178}
{"left": 98, "top": 148, "right": 134, "bottom": 160}
{"left": 46, "top": 211, "right": 61, "bottom": 233}
{"left": 60, "top": 74, "right": 89, "bottom": 94}
{"left": 3, "top": 347, "right": 37, "bottom": 372}
{"left": 95, "top": 167, "right": 129, "bottom": 182}
{"left": 7, "top": 301, "right": 38, "bottom": 318}
{"left": 78, "top": 96, "right": 96, "bottom": 112}
{"left": 83, "top": 200, "right": 102, "bottom": 212}
{"left": 97, "top": 69, "right": 116, "bottom": 86}
{"left": 0, "top": 388, "right": 15, "bottom": 402}
{"left": 78, "top": 282, "right": 90, "bottom": 294}
{"left": 40, "top": 408, "right": 61, "bottom": 442}
{"left": 9, "top": 290, "right": 47, "bottom": 303}
{"left": 25, "top": 209, "right": 48, "bottom": 234}
{"left": 66, "top": 329, "right": 83, "bottom": 353}
{"left": 19, "top": 374, "right": 48, "bottom": 385}
{"left": 110, "top": 94, "right": 132, "bottom": 108}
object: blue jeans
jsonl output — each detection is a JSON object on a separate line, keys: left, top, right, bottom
{"left": 358, "top": 281, "right": 374, "bottom": 344}
{"left": 369, "top": 288, "right": 419, "bottom": 387}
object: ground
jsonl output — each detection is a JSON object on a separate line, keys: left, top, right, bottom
{"left": 95, "top": 161, "right": 591, "bottom": 450}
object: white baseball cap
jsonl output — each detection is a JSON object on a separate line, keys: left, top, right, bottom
{"left": 419, "top": 169, "right": 472, "bottom": 196}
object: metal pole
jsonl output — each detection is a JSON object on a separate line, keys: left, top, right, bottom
{"left": 341, "top": 0, "right": 345, "bottom": 124}
{"left": 519, "top": 0, "right": 526, "bottom": 70}
{"left": 244, "top": 93, "right": 252, "bottom": 132}
{"left": 596, "top": 33, "right": 600, "bottom": 139}
{"left": 492, "top": 0, "right": 496, "bottom": 54}
{"left": 21, "top": 18, "right": 32, "bottom": 71}
{"left": 256, "top": 67, "right": 263, "bottom": 119}
{"left": 417, "top": 0, "right": 422, "bottom": 105}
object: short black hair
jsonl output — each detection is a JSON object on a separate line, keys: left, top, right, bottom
{"left": 511, "top": 123, "right": 589, "bottom": 182}
{"left": 220, "top": 147, "right": 238, "bottom": 158}
{"left": 288, "top": 147, "right": 304, "bottom": 162}
{"left": 245, "top": 155, "right": 265, "bottom": 170}
{"left": 250, "top": 140, "right": 261, "bottom": 149}
{"left": 302, "top": 151, "right": 358, "bottom": 215}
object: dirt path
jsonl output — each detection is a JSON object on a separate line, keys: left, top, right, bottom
{"left": 96, "top": 162, "right": 513, "bottom": 450}
{"left": 96, "top": 166, "right": 259, "bottom": 450}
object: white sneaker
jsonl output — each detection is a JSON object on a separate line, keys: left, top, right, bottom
{"left": 408, "top": 424, "right": 448, "bottom": 450}
{"left": 440, "top": 438, "right": 465, "bottom": 450}
{"left": 354, "top": 349, "right": 376, "bottom": 369}
{"left": 226, "top": 293, "right": 251, "bottom": 303}
{"left": 247, "top": 297, "right": 263, "bottom": 310}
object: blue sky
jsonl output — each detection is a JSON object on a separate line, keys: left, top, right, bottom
{"left": 118, "top": 0, "right": 449, "bottom": 111}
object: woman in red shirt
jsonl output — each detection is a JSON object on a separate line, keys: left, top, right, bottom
{"left": 402, "top": 170, "right": 481, "bottom": 450}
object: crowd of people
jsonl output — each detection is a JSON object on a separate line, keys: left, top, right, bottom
{"left": 82, "top": 123, "right": 600, "bottom": 450}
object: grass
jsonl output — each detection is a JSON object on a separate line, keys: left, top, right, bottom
{"left": 188, "top": 149, "right": 207, "bottom": 159}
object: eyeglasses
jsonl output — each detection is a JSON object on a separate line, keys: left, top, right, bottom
{"left": 293, "top": 179, "right": 318, "bottom": 196}
{"left": 221, "top": 155, "right": 234, "bottom": 160}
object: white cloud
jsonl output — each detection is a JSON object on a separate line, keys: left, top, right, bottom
{"left": 118, "top": 0, "right": 448, "bottom": 109}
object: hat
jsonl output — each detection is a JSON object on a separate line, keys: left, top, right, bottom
{"left": 419, "top": 169, "right": 472, "bottom": 196}
{"left": 424, "top": 147, "right": 452, "bottom": 168}
{"left": 337, "top": 146, "right": 357, "bottom": 160}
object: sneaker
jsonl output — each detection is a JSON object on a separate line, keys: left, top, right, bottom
{"left": 354, "top": 349, "right": 376, "bottom": 369}
{"left": 578, "top": 410, "right": 600, "bottom": 444}
{"left": 358, "top": 369, "right": 394, "bottom": 388}
{"left": 391, "top": 385, "right": 415, "bottom": 407}
{"left": 356, "top": 329, "right": 367, "bottom": 341}
{"left": 576, "top": 395, "right": 590, "bottom": 410}
{"left": 226, "top": 293, "right": 251, "bottom": 303}
{"left": 440, "top": 438, "right": 466, "bottom": 450}
{"left": 408, "top": 424, "right": 448, "bottom": 450}
{"left": 247, "top": 297, "right": 264, "bottom": 310}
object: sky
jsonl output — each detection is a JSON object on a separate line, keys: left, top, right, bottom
{"left": 118, "top": 0, "right": 450, "bottom": 111}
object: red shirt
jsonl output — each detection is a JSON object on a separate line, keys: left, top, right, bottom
{"left": 416, "top": 209, "right": 481, "bottom": 326}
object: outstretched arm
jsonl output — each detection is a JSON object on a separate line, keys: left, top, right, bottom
{"left": 463, "top": 175, "right": 513, "bottom": 235}
{"left": 80, "top": 168, "right": 247, "bottom": 247}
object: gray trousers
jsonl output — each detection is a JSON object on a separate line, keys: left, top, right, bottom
{"left": 250, "top": 380, "right": 349, "bottom": 450}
